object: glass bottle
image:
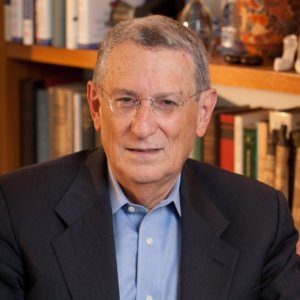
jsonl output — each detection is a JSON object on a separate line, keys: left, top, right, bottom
{"left": 178, "top": 0, "right": 212, "bottom": 53}
{"left": 219, "top": 0, "right": 245, "bottom": 56}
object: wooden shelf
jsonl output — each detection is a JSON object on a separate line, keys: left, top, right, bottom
{"left": 5, "top": 43, "right": 300, "bottom": 94}
{"left": 5, "top": 43, "right": 97, "bottom": 69}
{"left": 209, "top": 56, "right": 300, "bottom": 95}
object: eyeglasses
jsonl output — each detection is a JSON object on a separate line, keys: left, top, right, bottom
{"left": 100, "top": 88, "right": 201, "bottom": 118}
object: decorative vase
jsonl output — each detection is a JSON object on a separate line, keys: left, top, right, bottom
{"left": 237, "top": 0, "right": 300, "bottom": 59}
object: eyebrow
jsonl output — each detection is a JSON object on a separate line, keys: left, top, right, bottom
{"left": 109, "top": 88, "right": 184, "bottom": 98}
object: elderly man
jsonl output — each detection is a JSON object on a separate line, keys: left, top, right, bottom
{"left": 0, "top": 15, "right": 299, "bottom": 300}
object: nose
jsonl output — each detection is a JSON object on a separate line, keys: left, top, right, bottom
{"left": 131, "top": 99, "right": 158, "bottom": 138}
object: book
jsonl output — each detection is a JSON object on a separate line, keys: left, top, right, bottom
{"left": 19, "top": 78, "right": 44, "bottom": 166}
{"left": 11, "top": 0, "right": 23, "bottom": 43}
{"left": 35, "top": 0, "right": 52, "bottom": 45}
{"left": 189, "top": 137, "right": 202, "bottom": 161}
{"left": 23, "top": 0, "right": 34, "bottom": 45}
{"left": 4, "top": 0, "right": 12, "bottom": 41}
{"left": 48, "top": 83, "right": 86, "bottom": 159}
{"left": 202, "top": 105, "right": 250, "bottom": 166}
{"left": 36, "top": 88, "right": 49, "bottom": 163}
{"left": 292, "top": 133, "right": 300, "bottom": 233}
{"left": 289, "top": 130, "right": 300, "bottom": 207}
{"left": 261, "top": 129, "right": 278, "bottom": 188}
{"left": 234, "top": 108, "right": 268, "bottom": 175}
{"left": 274, "top": 125, "right": 290, "bottom": 200}
{"left": 243, "top": 125, "right": 257, "bottom": 179}
{"left": 73, "top": 91, "right": 95, "bottom": 152}
{"left": 53, "top": 0, "right": 66, "bottom": 47}
{"left": 256, "top": 121, "right": 269, "bottom": 182}
{"left": 77, "top": 0, "right": 110, "bottom": 49}
{"left": 66, "top": 0, "right": 78, "bottom": 49}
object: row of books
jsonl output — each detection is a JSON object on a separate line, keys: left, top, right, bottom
{"left": 189, "top": 105, "right": 300, "bottom": 232}
{"left": 20, "top": 74, "right": 99, "bottom": 166}
{"left": 5, "top": 0, "right": 110, "bottom": 49}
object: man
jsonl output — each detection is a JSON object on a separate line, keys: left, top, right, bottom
{"left": 0, "top": 15, "right": 299, "bottom": 300}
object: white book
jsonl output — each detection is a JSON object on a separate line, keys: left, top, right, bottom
{"left": 11, "top": 0, "right": 23, "bottom": 43}
{"left": 66, "top": 0, "right": 78, "bottom": 49}
{"left": 23, "top": 0, "right": 34, "bottom": 45}
{"left": 35, "top": 0, "right": 52, "bottom": 45}
{"left": 4, "top": 0, "right": 12, "bottom": 41}
{"left": 77, "top": 0, "right": 111, "bottom": 49}
{"left": 234, "top": 109, "right": 269, "bottom": 175}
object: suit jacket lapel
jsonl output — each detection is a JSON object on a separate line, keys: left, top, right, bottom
{"left": 52, "top": 150, "right": 119, "bottom": 300}
{"left": 180, "top": 162, "right": 240, "bottom": 300}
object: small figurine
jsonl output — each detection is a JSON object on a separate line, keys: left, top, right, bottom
{"left": 273, "top": 34, "right": 298, "bottom": 72}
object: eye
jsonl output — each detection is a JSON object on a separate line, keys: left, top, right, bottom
{"left": 155, "top": 99, "right": 180, "bottom": 110}
{"left": 114, "top": 96, "right": 137, "bottom": 108}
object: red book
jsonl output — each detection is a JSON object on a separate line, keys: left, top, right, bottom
{"left": 220, "top": 113, "right": 235, "bottom": 172}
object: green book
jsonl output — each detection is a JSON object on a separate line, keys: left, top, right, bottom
{"left": 243, "top": 126, "right": 257, "bottom": 179}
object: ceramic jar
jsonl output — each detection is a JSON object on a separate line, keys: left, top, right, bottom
{"left": 237, "top": 0, "right": 300, "bottom": 58}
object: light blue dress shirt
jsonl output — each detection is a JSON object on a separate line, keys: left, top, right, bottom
{"left": 108, "top": 166, "right": 182, "bottom": 300}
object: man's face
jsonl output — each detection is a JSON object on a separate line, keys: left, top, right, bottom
{"left": 88, "top": 42, "right": 216, "bottom": 189}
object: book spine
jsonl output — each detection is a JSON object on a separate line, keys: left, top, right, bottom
{"left": 52, "top": 0, "right": 66, "bottom": 47}
{"left": 35, "top": 0, "right": 52, "bottom": 45}
{"left": 11, "top": 0, "right": 23, "bottom": 43}
{"left": 256, "top": 121, "right": 268, "bottom": 182}
{"left": 49, "top": 87, "right": 73, "bottom": 159}
{"left": 77, "top": 0, "right": 109, "bottom": 49}
{"left": 292, "top": 147, "right": 300, "bottom": 233}
{"left": 73, "top": 92, "right": 82, "bottom": 152}
{"left": 4, "top": 0, "right": 12, "bottom": 41}
{"left": 274, "top": 145, "right": 290, "bottom": 199}
{"left": 203, "top": 114, "right": 218, "bottom": 165}
{"left": 81, "top": 93, "right": 95, "bottom": 149}
{"left": 219, "top": 114, "right": 234, "bottom": 172}
{"left": 36, "top": 88, "right": 49, "bottom": 163}
{"left": 66, "top": 0, "right": 78, "bottom": 49}
{"left": 243, "top": 126, "right": 257, "bottom": 179}
{"left": 23, "top": 0, "right": 34, "bottom": 45}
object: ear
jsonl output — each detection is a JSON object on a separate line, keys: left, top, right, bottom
{"left": 87, "top": 81, "right": 101, "bottom": 131}
{"left": 196, "top": 88, "right": 217, "bottom": 137}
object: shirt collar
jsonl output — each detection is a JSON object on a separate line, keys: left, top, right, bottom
{"left": 108, "top": 164, "right": 182, "bottom": 216}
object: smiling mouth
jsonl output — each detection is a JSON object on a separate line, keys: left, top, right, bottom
{"left": 127, "top": 148, "right": 162, "bottom": 153}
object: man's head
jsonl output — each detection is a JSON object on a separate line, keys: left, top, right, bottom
{"left": 92, "top": 15, "right": 211, "bottom": 92}
{"left": 87, "top": 15, "right": 216, "bottom": 207}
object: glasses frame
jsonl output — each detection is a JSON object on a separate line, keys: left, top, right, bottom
{"left": 99, "top": 87, "right": 202, "bottom": 118}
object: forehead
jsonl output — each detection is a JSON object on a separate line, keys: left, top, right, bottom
{"left": 102, "top": 42, "right": 196, "bottom": 93}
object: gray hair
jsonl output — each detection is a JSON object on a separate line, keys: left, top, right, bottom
{"left": 92, "top": 15, "right": 211, "bottom": 92}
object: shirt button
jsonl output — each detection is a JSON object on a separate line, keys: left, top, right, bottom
{"left": 146, "top": 238, "right": 153, "bottom": 246}
{"left": 127, "top": 206, "right": 135, "bottom": 213}
{"left": 146, "top": 295, "right": 153, "bottom": 300}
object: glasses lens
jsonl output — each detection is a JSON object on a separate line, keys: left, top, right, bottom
{"left": 107, "top": 92, "right": 188, "bottom": 117}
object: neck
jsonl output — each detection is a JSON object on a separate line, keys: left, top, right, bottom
{"left": 118, "top": 177, "right": 178, "bottom": 210}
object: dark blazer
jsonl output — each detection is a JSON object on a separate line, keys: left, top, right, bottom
{"left": 0, "top": 149, "right": 299, "bottom": 300}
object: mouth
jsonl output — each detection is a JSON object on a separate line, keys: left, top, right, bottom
{"left": 126, "top": 148, "right": 162, "bottom": 153}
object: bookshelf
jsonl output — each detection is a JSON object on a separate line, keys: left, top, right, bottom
{"left": 1, "top": 20, "right": 300, "bottom": 174}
